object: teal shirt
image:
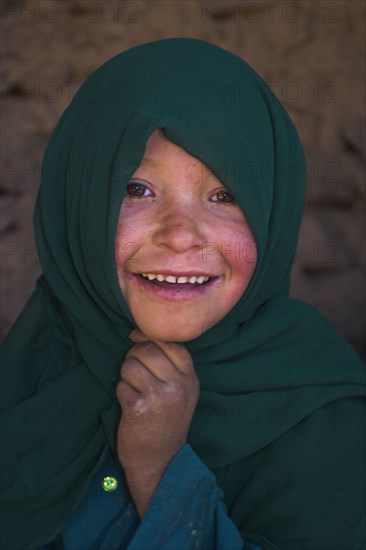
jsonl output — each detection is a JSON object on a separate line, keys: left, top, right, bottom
{"left": 45, "top": 443, "right": 262, "bottom": 549}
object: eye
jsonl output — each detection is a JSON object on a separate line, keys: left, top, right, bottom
{"left": 124, "top": 181, "right": 152, "bottom": 199}
{"left": 210, "top": 189, "right": 236, "bottom": 205}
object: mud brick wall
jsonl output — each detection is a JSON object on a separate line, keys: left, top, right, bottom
{"left": 1, "top": 0, "right": 365, "bottom": 359}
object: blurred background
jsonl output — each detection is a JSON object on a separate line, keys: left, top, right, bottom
{"left": 1, "top": 0, "right": 365, "bottom": 359}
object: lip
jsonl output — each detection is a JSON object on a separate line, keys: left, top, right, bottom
{"left": 127, "top": 272, "right": 222, "bottom": 300}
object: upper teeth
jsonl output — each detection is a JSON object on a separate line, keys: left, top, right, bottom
{"left": 141, "top": 273, "right": 211, "bottom": 284}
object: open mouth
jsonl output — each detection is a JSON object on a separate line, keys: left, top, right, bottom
{"left": 127, "top": 271, "right": 221, "bottom": 298}
{"left": 139, "top": 273, "right": 213, "bottom": 288}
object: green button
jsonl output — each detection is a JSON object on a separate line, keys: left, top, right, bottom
{"left": 102, "top": 476, "right": 118, "bottom": 492}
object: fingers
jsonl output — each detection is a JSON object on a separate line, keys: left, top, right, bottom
{"left": 115, "top": 379, "right": 144, "bottom": 423}
{"left": 124, "top": 342, "right": 182, "bottom": 383}
{"left": 116, "top": 377, "right": 138, "bottom": 407}
{"left": 121, "top": 353, "right": 172, "bottom": 392}
{"left": 129, "top": 329, "right": 194, "bottom": 377}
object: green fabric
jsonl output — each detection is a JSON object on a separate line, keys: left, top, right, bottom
{"left": 1, "top": 38, "right": 365, "bottom": 550}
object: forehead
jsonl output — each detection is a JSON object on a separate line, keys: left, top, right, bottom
{"left": 136, "top": 156, "right": 218, "bottom": 186}
{"left": 141, "top": 130, "right": 207, "bottom": 167}
{"left": 135, "top": 129, "right": 220, "bottom": 183}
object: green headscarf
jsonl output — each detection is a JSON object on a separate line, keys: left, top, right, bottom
{"left": 1, "top": 38, "right": 365, "bottom": 550}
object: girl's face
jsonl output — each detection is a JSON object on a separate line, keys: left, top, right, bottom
{"left": 115, "top": 129, "right": 257, "bottom": 341}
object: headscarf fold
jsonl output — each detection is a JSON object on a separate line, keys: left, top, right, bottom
{"left": 1, "top": 38, "right": 365, "bottom": 550}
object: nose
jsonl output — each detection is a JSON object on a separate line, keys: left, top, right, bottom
{"left": 152, "top": 207, "right": 207, "bottom": 253}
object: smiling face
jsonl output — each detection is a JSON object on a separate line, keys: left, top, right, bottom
{"left": 115, "top": 129, "right": 257, "bottom": 342}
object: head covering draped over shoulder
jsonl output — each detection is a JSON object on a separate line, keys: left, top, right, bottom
{"left": 1, "top": 38, "right": 365, "bottom": 550}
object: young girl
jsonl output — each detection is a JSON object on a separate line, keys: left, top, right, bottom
{"left": 1, "top": 38, "right": 365, "bottom": 550}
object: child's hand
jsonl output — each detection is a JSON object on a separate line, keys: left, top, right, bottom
{"left": 116, "top": 329, "right": 200, "bottom": 479}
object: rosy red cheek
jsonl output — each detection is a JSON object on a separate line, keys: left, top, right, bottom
{"left": 217, "top": 227, "right": 257, "bottom": 268}
{"left": 115, "top": 216, "right": 133, "bottom": 269}
{"left": 240, "top": 241, "right": 258, "bottom": 272}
